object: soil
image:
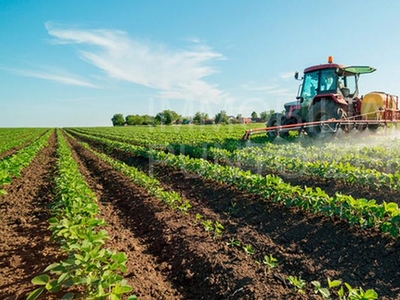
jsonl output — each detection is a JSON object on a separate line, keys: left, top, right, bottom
{"left": 0, "top": 132, "right": 60, "bottom": 299}
{"left": 1, "top": 131, "right": 400, "bottom": 299}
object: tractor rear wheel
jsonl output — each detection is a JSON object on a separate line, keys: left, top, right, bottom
{"left": 266, "top": 113, "right": 285, "bottom": 139}
{"left": 306, "top": 99, "right": 344, "bottom": 138}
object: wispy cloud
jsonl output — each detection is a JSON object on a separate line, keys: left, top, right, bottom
{"left": 241, "top": 83, "right": 278, "bottom": 91}
{"left": 8, "top": 67, "right": 98, "bottom": 88}
{"left": 45, "top": 22, "right": 229, "bottom": 102}
{"left": 280, "top": 71, "right": 295, "bottom": 80}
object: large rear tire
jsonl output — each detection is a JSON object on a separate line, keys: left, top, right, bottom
{"left": 305, "top": 99, "right": 344, "bottom": 139}
{"left": 266, "top": 113, "right": 285, "bottom": 139}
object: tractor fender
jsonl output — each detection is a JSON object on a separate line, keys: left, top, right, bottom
{"left": 312, "top": 94, "right": 347, "bottom": 110}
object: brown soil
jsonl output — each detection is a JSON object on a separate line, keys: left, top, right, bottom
{"left": 2, "top": 131, "right": 400, "bottom": 299}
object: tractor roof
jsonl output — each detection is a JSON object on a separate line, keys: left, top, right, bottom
{"left": 304, "top": 63, "right": 376, "bottom": 76}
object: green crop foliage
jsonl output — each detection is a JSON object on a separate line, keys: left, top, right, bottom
{"left": 28, "top": 130, "right": 135, "bottom": 300}
{"left": 66, "top": 129, "right": 400, "bottom": 239}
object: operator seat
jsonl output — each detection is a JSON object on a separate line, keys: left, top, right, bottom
{"left": 341, "top": 87, "right": 351, "bottom": 97}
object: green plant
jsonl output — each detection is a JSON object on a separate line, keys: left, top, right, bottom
{"left": 338, "top": 283, "right": 378, "bottom": 300}
{"left": 194, "top": 213, "right": 203, "bottom": 224}
{"left": 214, "top": 221, "right": 224, "bottom": 237}
{"left": 286, "top": 276, "right": 306, "bottom": 294}
{"left": 226, "top": 238, "right": 241, "bottom": 248}
{"left": 201, "top": 219, "right": 214, "bottom": 232}
{"left": 311, "top": 280, "right": 330, "bottom": 299}
{"left": 228, "top": 201, "right": 237, "bottom": 215}
{"left": 243, "top": 244, "right": 254, "bottom": 256}
{"left": 262, "top": 254, "right": 277, "bottom": 271}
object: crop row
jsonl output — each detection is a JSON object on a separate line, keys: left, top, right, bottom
{"left": 63, "top": 132, "right": 192, "bottom": 213}
{"left": 66, "top": 130, "right": 400, "bottom": 239}
{"left": 0, "top": 128, "right": 48, "bottom": 156}
{"left": 80, "top": 127, "right": 400, "bottom": 192}
{"left": 68, "top": 125, "right": 253, "bottom": 152}
{"left": 209, "top": 147, "right": 400, "bottom": 192}
{"left": 28, "top": 130, "right": 136, "bottom": 300}
{"left": 0, "top": 130, "right": 52, "bottom": 195}
{"left": 68, "top": 127, "right": 400, "bottom": 175}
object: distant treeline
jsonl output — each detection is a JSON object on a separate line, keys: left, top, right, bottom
{"left": 111, "top": 110, "right": 276, "bottom": 126}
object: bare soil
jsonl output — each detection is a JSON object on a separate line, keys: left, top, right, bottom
{"left": 1, "top": 132, "right": 400, "bottom": 299}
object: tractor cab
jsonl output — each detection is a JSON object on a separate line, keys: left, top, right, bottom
{"left": 295, "top": 58, "right": 376, "bottom": 121}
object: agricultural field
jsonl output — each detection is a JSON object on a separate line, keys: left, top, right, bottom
{"left": 1, "top": 125, "right": 400, "bottom": 299}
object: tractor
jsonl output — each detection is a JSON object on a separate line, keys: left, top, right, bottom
{"left": 242, "top": 56, "right": 400, "bottom": 140}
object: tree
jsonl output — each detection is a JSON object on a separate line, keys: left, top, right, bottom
{"left": 111, "top": 113, "right": 125, "bottom": 126}
{"left": 193, "top": 111, "right": 209, "bottom": 125}
{"left": 125, "top": 114, "right": 143, "bottom": 126}
{"left": 154, "top": 110, "right": 181, "bottom": 125}
{"left": 215, "top": 110, "right": 229, "bottom": 124}
{"left": 251, "top": 111, "right": 258, "bottom": 120}
{"left": 141, "top": 115, "right": 154, "bottom": 125}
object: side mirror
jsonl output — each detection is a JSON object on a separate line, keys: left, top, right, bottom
{"left": 294, "top": 71, "right": 299, "bottom": 80}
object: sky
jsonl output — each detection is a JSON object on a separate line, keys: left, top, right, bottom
{"left": 1, "top": 0, "right": 400, "bottom": 127}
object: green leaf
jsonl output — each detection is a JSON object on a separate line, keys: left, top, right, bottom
{"left": 127, "top": 295, "right": 138, "bottom": 300}
{"left": 27, "top": 287, "right": 44, "bottom": 300}
{"left": 61, "top": 293, "right": 75, "bottom": 300}
{"left": 391, "top": 215, "right": 400, "bottom": 224}
{"left": 31, "top": 274, "right": 50, "bottom": 285}
{"left": 318, "top": 288, "right": 330, "bottom": 298}
{"left": 45, "top": 279, "right": 61, "bottom": 292}
{"left": 57, "top": 272, "right": 70, "bottom": 284}
{"left": 364, "top": 289, "right": 378, "bottom": 299}
{"left": 327, "top": 278, "right": 342, "bottom": 288}
{"left": 113, "top": 284, "right": 133, "bottom": 294}
{"left": 112, "top": 252, "right": 127, "bottom": 264}
{"left": 44, "top": 262, "right": 61, "bottom": 272}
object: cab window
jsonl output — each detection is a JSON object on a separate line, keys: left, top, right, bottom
{"left": 320, "top": 69, "right": 337, "bottom": 92}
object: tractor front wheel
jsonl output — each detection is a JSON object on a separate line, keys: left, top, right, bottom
{"left": 306, "top": 99, "right": 344, "bottom": 138}
{"left": 266, "top": 113, "right": 285, "bottom": 139}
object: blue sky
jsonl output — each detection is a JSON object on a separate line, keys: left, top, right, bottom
{"left": 1, "top": 0, "right": 399, "bottom": 127}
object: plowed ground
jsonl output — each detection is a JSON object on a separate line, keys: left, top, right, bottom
{"left": 1, "top": 132, "right": 400, "bottom": 299}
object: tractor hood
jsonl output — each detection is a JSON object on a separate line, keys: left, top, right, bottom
{"left": 342, "top": 66, "right": 376, "bottom": 75}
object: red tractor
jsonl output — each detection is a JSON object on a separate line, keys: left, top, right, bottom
{"left": 243, "top": 56, "right": 400, "bottom": 140}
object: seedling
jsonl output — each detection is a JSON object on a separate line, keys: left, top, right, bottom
{"left": 262, "top": 254, "right": 278, "bottom": 271}
{"left": 243, "top": 244, "right": 255, "bottom": 256}
{"left": 311, "top": 280, "right": 330, "bottom": 299}
{"left": 226, "top": 238, "right": 241, "bottom": 248}
{"left": 201, "top": 219, "right": 214, "bottom": 232}
{"left": 214, "top": 221, "right": 224, "bottom": 237}
{"left": 194, "top": 213, "right": 203, "bottom": 224}
{"left": 287, "top": 276, "right": 306, "bottom": 294}
{"left": 228, "top": 201, "right": 237, "bottom": 215}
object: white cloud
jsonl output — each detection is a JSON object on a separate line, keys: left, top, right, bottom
{"left": 7, "top": 67, "right": 98, "bottom": 88}
{"left": 45, "top": 22, "right": 229, "bottom": 102}
{"left": 280, "top": 71, "right": 295, "bottom": 80}
{"left": 241, "top": 83, "right": 278, "bottom": 91}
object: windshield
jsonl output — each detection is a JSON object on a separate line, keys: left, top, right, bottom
{"left": 320, "top": 69, "right": 337, "bottom": 92}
